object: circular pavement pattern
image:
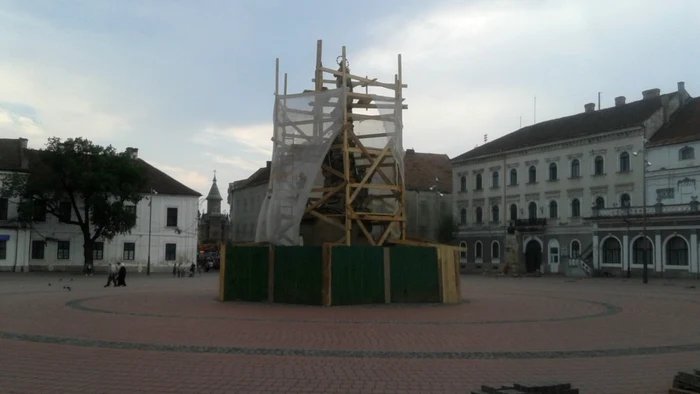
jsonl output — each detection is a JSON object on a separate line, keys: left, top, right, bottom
{"left": 0, "top": 273, "right": 699, "bottom": 394}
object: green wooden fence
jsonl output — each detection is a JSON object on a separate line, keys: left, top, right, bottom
{"left": 390, "top": 246, "right": 440, "bottom": 303}
{"left": 273, "top": 246, "right": 323, "bottom": 305}
{"left": 224, "top": 245, "right": 269, "bottom": 302}
{"left": 330, "top": 246, "right": 385, "bottom": 305}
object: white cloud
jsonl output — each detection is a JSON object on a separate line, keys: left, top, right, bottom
{"left": 192, "top": 124, "right": 273, "bottom": 158}
{"left": 204, "top": 153, "right": 262, "bottom": 173}
{"left": 351, "top": 0, "right": 700, "bottom": 158}
{"left": 148, "top": 161, "right": 210, "bottom": 192}
{"left": 0, "top": 108, "right": 44, "bottom": 136}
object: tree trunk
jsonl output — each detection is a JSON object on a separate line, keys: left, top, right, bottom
{"left": 83, "top": 236, "right": 94, "bottom": 273}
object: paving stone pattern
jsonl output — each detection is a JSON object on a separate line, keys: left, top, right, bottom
{"left": 0, "top": 273, "right": 699, "bottom": 393}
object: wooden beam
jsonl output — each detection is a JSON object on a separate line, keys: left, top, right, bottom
{"left": 349, "top": 183, "right": 401, "bottom": 190}
{"left": 341, "top": 45, "right": 352, "bottom": 247}
{"left": 317, "top": 67, "right": 408, "bottom": 90}
{"left": 348, "top": 143, "right": 391, "bottom": 204}
{"left": 309, "top": 210, "right": 345, "bottom": 231}
{"left": 305, "top": 184, "right": 344, "bottom": 214}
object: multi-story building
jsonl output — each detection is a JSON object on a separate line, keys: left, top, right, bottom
{"left": 227, "top": 161, "right": 270, "bottom": 243}
{"left": 588, "top": 96, "right": 700, "bottom": 278}
{"left": 451, "top": 82, "right": 692, "bottom": 275}
{"left": 403, "top": 149, "right": 453, "bottom": 241}
{"left": 0, "top": 138, "right": 201, "bottom": 273}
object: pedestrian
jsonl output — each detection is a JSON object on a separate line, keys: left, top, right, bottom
{"left": 104, "top": 262, "right": 117, "bottom": 287}
{"left": 116, "top": 262, "right": 127, "bottom": 287}
{"left": 172, "top": 263, "right": 177, "bottom": 277}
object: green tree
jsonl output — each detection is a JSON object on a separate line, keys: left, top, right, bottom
{"left": 0, "top": 137, "right": 148, "bottom": 271}
{"left": 437, "top": 215, "right": 458, "bottom": 244}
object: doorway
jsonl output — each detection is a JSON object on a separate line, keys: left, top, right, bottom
{"left": 525, "top": 240, "right": 542, "bottom": 273}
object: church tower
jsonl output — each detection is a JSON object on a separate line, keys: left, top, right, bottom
{"left": 206, "top": 171, "right": 223, "bottom": 215}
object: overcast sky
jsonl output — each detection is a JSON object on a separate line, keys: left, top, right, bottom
{"left": 2, "top": 0, "right": 699, "bottom": 212}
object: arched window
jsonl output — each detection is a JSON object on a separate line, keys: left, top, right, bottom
{"left": 571, "top": 198, "right": 581, "bottom": 218}
{"left": 666, "top": 236, "right": 689, "bottom": 266}
{"left": 620, "top": 193, "right": 631, "bottom": 208}
{"left": 460, "top": 176, "right": 467, "bottom": 192}
{"left": 509, "top": 169, "right": 517, "bottom": 186}
{"left": 595, "top": 197, "right": 605, "bottom": 210}
{"left": 548, "top": 239, "right": 560, "bottom": 264}
{"left": 491, "top": 241, "right": 500, "bottom": 260}
{"left": 679, "top": 146, "right": 695, "bottom": 161}
{"left": 602, "top": 237, "right": 621, "bottom": 265}
{"left": 594, "top": 155, "right": 605, "bottom": 175}
{"left": 548, "top": 163, "right": 558, "bottom": 181}
{"left": 475, "top": 241, "right": 483, "bottom": 259}
{"left": 570, "top": 159, "right": 580, "bottom": 178}
{"left": 570, "top": 240, "right": 581, "bottom": 258}
{"left": 492, "top": 171, "right": 500, "bottom": 188}
{"left": 460, "top": 208, "right": 467, "bottom": 225}
{"left": 459, "top": 241, "right": 467, "bottom": 259}
{"left": 548, "top": 200, "right": 558, "bottom": 218}
{"left": 475, "top": 207, "right": 483, "bottom": 224}
{"left": 633, "top": 237, "right": 653, "bottom": 266}
{"left": 491, "top": 205, "right": 500, "bottom": 222}
{"left": 475, "top": 174, "right": 483, "bottom": 190}
{"left": 510, "top": 204, "right": 518, "bottom": 221}
{"left": 619, "top": 152, "right": 630, "bottom": 172}
{"left": 528, "top": 166, "right": 537, "bottom": 183}
{"left": 528, "top": 202, "right": 537, "bottom": 219}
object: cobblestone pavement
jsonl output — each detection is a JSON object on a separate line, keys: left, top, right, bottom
{"left": 0, "top": 273, "right": 699, "bottom": 393}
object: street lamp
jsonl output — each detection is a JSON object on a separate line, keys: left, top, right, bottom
{"left": 147, "top": 188, "right": 158, "bottom": 276}
{"left": 632, "top": 141, "right": 650, "bottom": 284}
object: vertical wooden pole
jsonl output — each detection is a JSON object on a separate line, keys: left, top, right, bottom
{"left": 341, "top": 46, "right": 352, "bottom": 246}
{"left": 396, "top": 53, "right": 406, "bottom": 241}
{"left": 284, "top": 73, "right": 288, "bottom": 95}
{"left": 314, "top": 40, "right": 323, "bottom": 138}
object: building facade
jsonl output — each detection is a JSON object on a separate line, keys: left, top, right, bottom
{"left": 227, "top": 161, "right": 270, "bottom": 243}
{"left": 403, "top": 149, "right": 453, "bottom": 241}
{"left": 588, "top": 96, "right": 700, "bottom": 278}
{"left": 0, "top": 139, "right": 201, "bottom": 273}
{"left": 198, "top": 174, "right": 230, "bottom": 244}
{"left": 451, "top": 83, "right": 692, "bottom": 276}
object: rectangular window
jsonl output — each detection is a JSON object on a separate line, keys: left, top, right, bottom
{"left": 93, "top": 242, "right": 104, "bottom": 260}
{"left": 0, "top": 240, "right": 6, "bottom": 259}
{"left": 57, "top": 241, "right": 70, "bottom": 260}
{"left": 166, "top": 207, "right": 178, "bottom": 227}
{"left": 31, "top": 240, "right": 45, "bottom": 259}
{"left": 123, "top": 242, "right": 135, "bottom": 260}
{"left": 165, "top": 243, "right": 177, "bottom": 261}
{"left": 58, "top": 201, "right": 72, "bottom": 223}
{"left": 0, "top": 198, "right": 8, "bottom": 220}
{"left": 33, "top": 200, "right": 47, "bottom": 222}
{"left": 549, "top": 247, "right": 559, "bottom": 263}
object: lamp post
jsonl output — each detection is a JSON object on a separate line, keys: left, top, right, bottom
{"left": 633, "top": 140, "right": 649, "bottom": 284}
{"left": 146, "top": 188, "right": 157, "bottom": 276}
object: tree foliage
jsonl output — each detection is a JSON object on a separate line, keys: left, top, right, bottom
{"left": 437, "top": 215, "right": 459, "bottom": 244}
{"left": 0, "top": 137, "right": 148, "bottom": 267}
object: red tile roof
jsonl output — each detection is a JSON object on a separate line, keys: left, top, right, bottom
{"left": 648, "top": 97, "right": 700, "bottom": 147}
{"left": 403, "top": 149, "right": 452, "bottom": 193}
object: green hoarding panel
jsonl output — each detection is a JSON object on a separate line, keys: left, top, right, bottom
{"left": 273, "top": 246, "right": 323, "bottom": 305}
{"left": 226, "top": 245, "right": 269, "bottom": 302}
{"left": 331, "top": 246, "right": 385, "bottom": 306}
{"left": 390, "top": 246, "right": 440, "bottom": 303}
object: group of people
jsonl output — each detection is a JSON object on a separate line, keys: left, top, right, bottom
{"left": 104, "top": 262, "right": 127, "bottom": 287}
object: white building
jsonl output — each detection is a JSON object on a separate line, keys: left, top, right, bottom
{"left": 589, "top": 95, "right": 700, "bottom": 278}
{"left": 0, "top": 139, "right": 201, "bottom": 273}
{"left": 227, "top": 161, "right": 270, "bottom": 243}
{"left": 451, "top": 82, "right": 692, "bottom": 277}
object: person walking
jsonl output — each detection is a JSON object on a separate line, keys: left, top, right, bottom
{"left": 116, "top": 262, "right": 127, "bottom": 287}
{"left": 104, "top": 262, "right": 117, "bottom": 287}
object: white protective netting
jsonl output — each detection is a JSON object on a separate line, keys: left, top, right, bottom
{"left": 256, "top": 87, "right": 404, "bottom": 245}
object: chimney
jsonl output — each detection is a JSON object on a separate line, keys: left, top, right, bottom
{"left": 125, "top": 147, "right": 138, "bottom": 159}
{"left": 614, "top": 96, "right": 626, "bottom": 107}
{"left": 266, "top": 161, "right": 271, "bottom": 169}
{"left": 678, "top": 81, "right": 686, "bottom": 93}
{"left": 18, "top": 138, "right": 28, "bottom": 149}
{"left": 406, "top": 148, "right": 415, "bottom": 154}
{"left": 642, "top": 88, "right": 660, "bottom": 100}
{"left": 584, "top": 103, "right": 595, "bottom": 113}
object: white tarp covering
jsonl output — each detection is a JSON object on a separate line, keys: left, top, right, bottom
{"left": 256, "top": 87, "right": 404, "bottom": 245}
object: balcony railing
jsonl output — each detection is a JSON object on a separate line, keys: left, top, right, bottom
{"left": 593, "top": 201, "right": 698, "bottom": 218}
{"left": 513, "top": 218, "right": 547, "bottom": 227}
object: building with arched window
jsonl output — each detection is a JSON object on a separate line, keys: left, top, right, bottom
{"left": 451, "top": 82, "right": 696, "bottom": 276}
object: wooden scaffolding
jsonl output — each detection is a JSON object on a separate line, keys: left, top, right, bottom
{"left": 273, "top": 40, "right": 407, "bottom": 246}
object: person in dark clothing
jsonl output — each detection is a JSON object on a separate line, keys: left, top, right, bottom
{"left": 116, "top": 262, "right": 127, "bottom": 287}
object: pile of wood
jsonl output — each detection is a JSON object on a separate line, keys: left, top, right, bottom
{"left": 670, "top": 370, "right": 700, "bottom": 393}
{"left": 471, "top": 382, "right": 579, "bottom": 394}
